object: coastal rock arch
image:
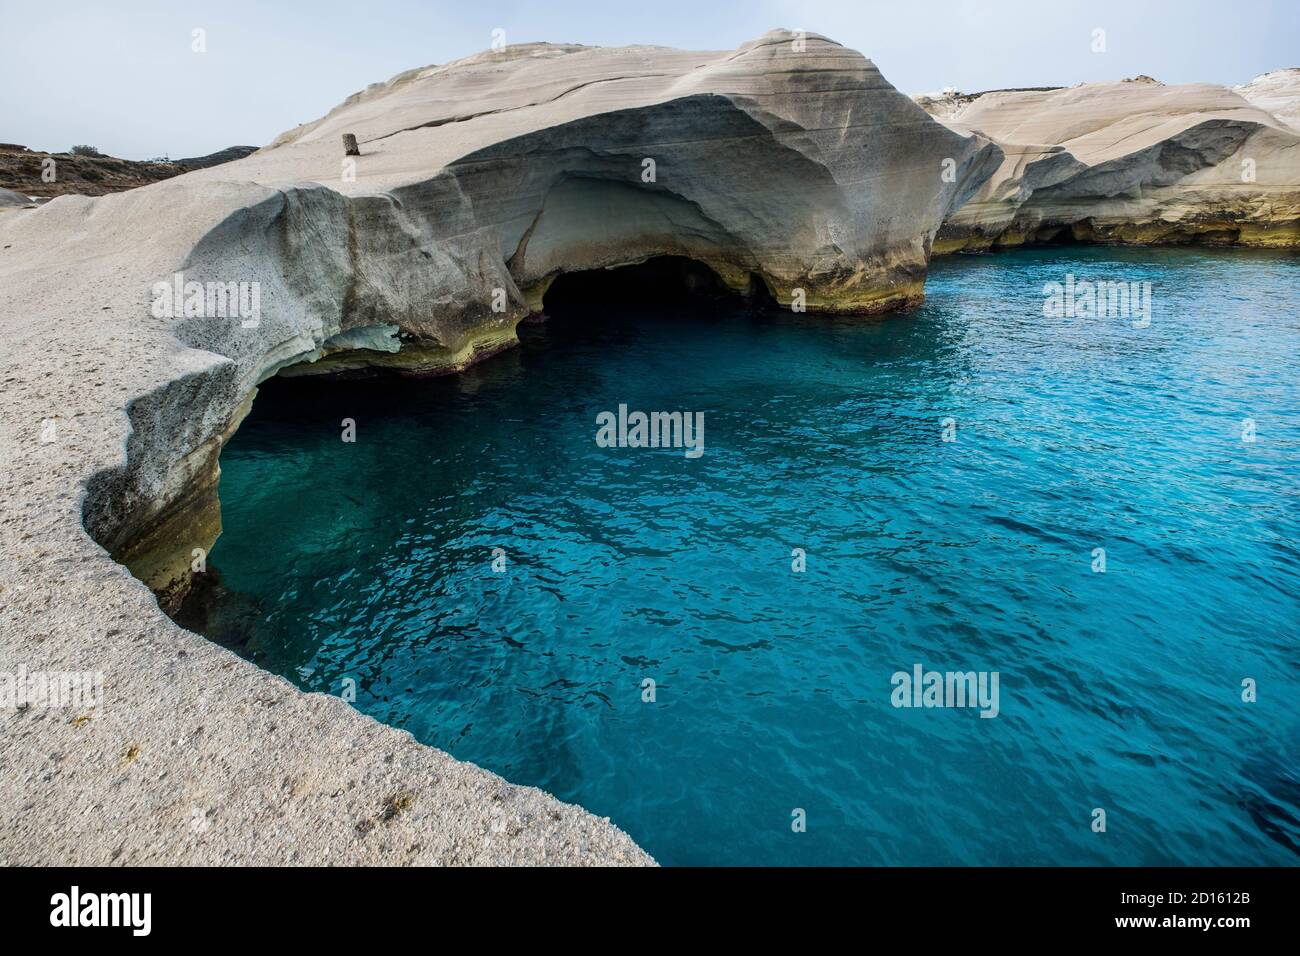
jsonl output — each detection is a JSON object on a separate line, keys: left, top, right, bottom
{"left": 541, "top": 255, "right": 752, "bottom": 310}
{"left": 73, "top": 30, "right": 999, "bottom": 629}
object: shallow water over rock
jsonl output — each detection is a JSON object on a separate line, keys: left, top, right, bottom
{"left": 185, "top": 247, "right": 1300, "bottom": 865}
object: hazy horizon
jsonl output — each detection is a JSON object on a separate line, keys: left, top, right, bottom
{"left": 1, "top": 0, "right": 1296, "bottom": 160}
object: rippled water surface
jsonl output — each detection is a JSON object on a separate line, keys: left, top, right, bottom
{"left": 194, "top": 247, "right": 1300, "bottom": 865}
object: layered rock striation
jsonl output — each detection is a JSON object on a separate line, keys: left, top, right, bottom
{"left": 0, "top": 31, "right": 994, "bottom": 864}
{"left": 922, "top": 77, "right": 1300, "bottom": 251}
{"left": 5, "top": 30, "right": 998, "bottom": 611}
{"left": 1234, "top": 68, "right": 1300, "bottom": 132}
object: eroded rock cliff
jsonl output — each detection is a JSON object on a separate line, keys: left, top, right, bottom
{"left": 1234, "top": 68, "right": 1300, "bottom": 132}
{"left": 0, "top": 32, "right": 998, "bottom": 865}
{"left": 2, "top": 30, "right": 998, "bottom": 612}
{"left": 921, "top": 77, "right": 1300, "bottom": 251}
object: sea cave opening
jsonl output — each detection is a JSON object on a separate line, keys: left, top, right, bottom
{"left": 541, "top": 256, "right": 775, "bottom": 314}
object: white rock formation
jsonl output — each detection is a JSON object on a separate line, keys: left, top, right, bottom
{"left": 1234, "top": 68, "right": 1300, "bottom": 131}
{"left": 921, "top": 77, "right": 1300, "bottom": 251}
{"left": 0, "top": 30, "right": 996, "bottom": 865}
{"left": 3, "top": 30, "right": 998, "bottom": 609}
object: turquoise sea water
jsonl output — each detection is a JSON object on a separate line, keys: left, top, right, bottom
{"left": 191, "top": 247, "right": 1300, "bottom": 865}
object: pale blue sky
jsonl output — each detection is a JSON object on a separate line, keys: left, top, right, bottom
{"left": 1, "top": 0, "right": 1296, "bottom": 159}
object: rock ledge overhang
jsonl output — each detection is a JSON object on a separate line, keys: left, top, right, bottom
{"left": 0, "top": 30, "right": 995, "bottom": 864}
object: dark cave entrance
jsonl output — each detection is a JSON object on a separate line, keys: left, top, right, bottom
{"left": 542, "top": 256, "right": 775, "bottom": 312}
